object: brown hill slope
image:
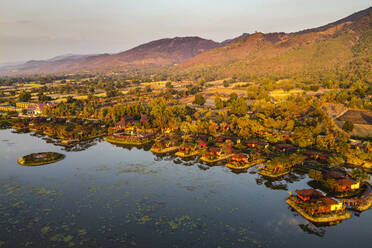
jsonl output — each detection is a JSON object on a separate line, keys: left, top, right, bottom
{"left": 178, "top": 7, "right": 372, "bottom": 78}
{"left": 1, "top": 7, "right": 371, "bottom": 77}
{"left": 0, "top": 37, "right": 220, "bottom": 75}
{"left": 76, "top": 36, "right": 221, "bottom": 70}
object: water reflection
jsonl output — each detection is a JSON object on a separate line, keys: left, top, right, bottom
{"left": 1, "top": 129, "right": 372, "bottom": 248}
{"left": 298, "top": 223, "right": 325, "bottom": 237}
{"left": 110, "top": 142, "right": 153, "bottom": 151}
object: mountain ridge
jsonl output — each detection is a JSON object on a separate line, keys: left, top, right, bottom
{"left": 177, "top": 6, "right": 372, "bottom": 79}
{"left": 1, "top": 6, "right": 371, "bottom": 77}
{"left": 0, "top": 36, "right": 220, "bottom": 75}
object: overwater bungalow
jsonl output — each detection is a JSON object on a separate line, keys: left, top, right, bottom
{"left": 304, "top": 150, "right": 331, "bottom": 162}
{"left": 175, "top": 142, "right": 199, "bottom": 158}
{"left": 335, "top": 179, "right": 360, "bottom": 192}
{"left": 201, "top": 147, "right": 222, "bottom": 161}
{"left": 12, "top": 120, "right": 29, "bottom": 132}
{"left": 295, "top": 189, "right": 323, "bottom": 202}
{"left": 150, "top": 135, "right": 182, "bottom": 154}
{"left": 200, "top": 144, "right": 234, "bottom": 164}
{"left": 226, "top": 153, "right": 265, "bottom": 171}
{"left": 258, "top": 153, "right": 306, "bottom": 178}
{"left": 286, "top": 189, "right": 351, "bottom": 223}
{"left": 105, "top": 131, "right": 156, "bottom": 145}
{"left": 216, "top": 136, "right": 240, "bottom": 145}
{"left": 275, "top": 144, "right": 298, "bottom": 153}
{"left": 244, "top": 140, "right": 268, "bottom": 149}
{"left": 340, "top": 183, "right": 372, "bottom": 211}
{"left": 258, "top": 160, "right": 289, "bottom": 178}
{"left": 226, "top": 153, "right": 250, "bottom": 170}
{"left": 321, "top": 171, "right": 360, "bottom": 195}
{"left": 363, "top": 160, "right": 372, "bottom": 172}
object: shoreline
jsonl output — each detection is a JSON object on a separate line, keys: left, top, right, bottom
{"left": 200, "top": 154, "right": 233, "bottom": 164}
{"left": 258, "top": 169, "right": 290, "bottom": 178}
{"left": 175, "top": 151, "right": 199, "bottom": 158}
{"left": 105, "top": 136, "right": 153, "bottom": 146}
{"left": 226, "top": 160, "right": 263, "bottom": 170}
{"left": 151, "top": 146, "right": 180, "bottom": 154}
{"left": 17, "top": 153, "right": 65, "bottom": 166}
{"left": 286, "top": 198, "right": 352, "bottom": 223}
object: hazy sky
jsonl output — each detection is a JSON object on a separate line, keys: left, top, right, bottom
{"left": 0, "top": 0, "right": 371, "bottom": 64}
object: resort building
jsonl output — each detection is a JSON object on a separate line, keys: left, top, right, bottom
{"left": 0, "top": 105, "right": 22, "bottom": 112}
{"left": 244, "top": 139, "right": 268, "bottom": 148}
{"left": 323, "top": 171, "right": 360, "bottom": 192}
{"left": 275, "top": 144, "right": 298, "bottom": 153}
{"left": 293, "top": 189, "right": 345, "bottom": 213}
{"left": 16, "top": 102, "right": 33, "bottom": 109}
{"left": 27, "top": 103, "right": 56, "bottom": 115}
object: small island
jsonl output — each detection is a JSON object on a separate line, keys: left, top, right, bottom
{"left": 17, "top": 152, "right": 65, "bottom": 166}
{"left": 308, "top": 169, "right": 362, "bottom": 198}
{"left": 175, "top": 142, "right": 200, "bottom": 159}
{"left": 258, "top": 154, "right": 306, "bottom": 178}
{"left": 226, "top": 153, "right": 264, "bottom": 171}
{"left": 287, "top": 189, "right": 352, "bottom": 223}
{"left": 105, "top": 132, "right": 156, "bottom": 146}
{"left": 150, "top": 135, "right": 182, "bottom": 155}
{"left": 200, "top": 147, "right": 234, "bottom": 164}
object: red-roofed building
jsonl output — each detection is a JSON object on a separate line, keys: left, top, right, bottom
{"left": 295, "top": 189, "right": 324, "bottom": 202}
{"left": 334, "top": 179, "right": 360, "bottom": 192}
{"left": 27, "top": 103, "right": 56, "bottom": 115}
{"left": 276, "top": 144, "right": 297, "bottom": 153}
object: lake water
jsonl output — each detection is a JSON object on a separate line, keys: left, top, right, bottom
{"left": 0, "top": 129, "right": 371, "bottom": 247}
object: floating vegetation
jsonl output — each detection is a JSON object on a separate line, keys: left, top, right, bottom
{"left": 17, "top": 152, "right": 65, "bottom": 166}
{"left": 41, "top": 226, "right": 52, "bottom": 234}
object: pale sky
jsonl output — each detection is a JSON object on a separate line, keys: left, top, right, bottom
{"left": 0, "top": 0, "right": 371, "bottom": 64}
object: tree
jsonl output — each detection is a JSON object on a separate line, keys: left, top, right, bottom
{"left": 230, "top": 97, "right": 248, "bottom": 116}
{"left": 106, "top": 88, "right": 119, "bottom": 98}
{"left": 229, "top": 93, "right": 238, "bottom": 102}
{"left": 145, "top": 85, "right": 152, "bottom": 92}
{"left": 342, "top": 121, "right": 354, "bottom": 133}
{"left": 193, "top": 94, "right": 205, "bottom": 106}
{"left": 66, "top": 96, "right": 75, "bottom": 103}
{"left": 38, "top": 92, "right": 51, "bottom": 102}
{"left": 328, "top": 156, "right": 345, "bottom": 167}
{"left": 18, "top": 91, "right": 31, "bottom": 102}
{"left": 351, "top": 168, "right": 370, "bottom": 182}
{"left": 236, "top": 116, "right": 264, "bottom": 139}
{"left": 214, "top": 97, "right": 224, "bottom": 109}
{"left": 310, "top": 85, "right": 320, "bottom": 91}
{"left": 309, "top": 169, "right": 323, "bottom": 181}
{"left": 290, "top": 126, "right": 314, "bottom": 148}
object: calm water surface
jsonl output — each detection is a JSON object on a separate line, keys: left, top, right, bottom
{"left": 0, "top": 129, "right": 371, "bottom": 247}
